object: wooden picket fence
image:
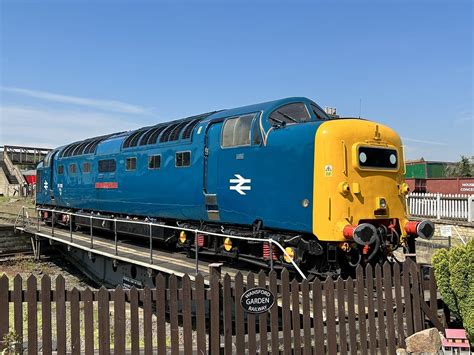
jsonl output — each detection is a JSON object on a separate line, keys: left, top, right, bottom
{"left": 0, "top": 260, "right": 444, "bottom": 354}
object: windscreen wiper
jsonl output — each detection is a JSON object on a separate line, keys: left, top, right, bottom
{"left": 276, "top": 110, "right": 298, "bottom": 123}
{"left": 268, "top": 116, "right": 286, "bottom": 126}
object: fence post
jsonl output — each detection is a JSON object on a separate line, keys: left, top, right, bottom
{"left": 0, "top": 275, "right": 8, "bottom": 351}
{"left": 468, "top": 195, "right": 474, "bottom": 223}
{"left": 436, "top": 193, "right": 441, "bottom": 219}
{"left": 209, "top": 264, "right": 221, "bottom": 354}
{"left": 194, "top": 230, "right": 199, "bottom": 275}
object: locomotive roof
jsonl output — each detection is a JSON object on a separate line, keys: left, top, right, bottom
{"left": 57, "top": 97, "right": 317, "bottom": 158}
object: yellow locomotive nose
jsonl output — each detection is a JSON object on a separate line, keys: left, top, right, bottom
{"left": 312, "top": 119, "right": 410, "bottom": 243}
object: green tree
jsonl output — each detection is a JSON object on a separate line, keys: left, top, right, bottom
{"left": 448, "top": 155, "right": 473, "bottom": 177}
{"left": 432, "top": 240, "right": 474, "bottom": 344}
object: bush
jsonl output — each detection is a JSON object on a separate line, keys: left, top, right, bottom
{"left": 432, "top": 239, "right": 474, "bottom": 344}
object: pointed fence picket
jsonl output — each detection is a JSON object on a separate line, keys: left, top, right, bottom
{"left": 0, "top": 260, "right": 445, "bottom": 354}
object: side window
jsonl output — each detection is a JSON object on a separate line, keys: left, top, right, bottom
{"left": 126, "top": 157, "right": 137, "bottom": 171}
{"left": 98, "top": 159, "right": 116, "bottom": 173}
{"left": 252, "top": 119, "right": 262, "bottom": 145}
{"left": 148, "top": 155, "right": 161, "bottom": 169}
{"left": 268, "top": 103, "right": 310, "bottom": 125}
{"left": 68, "top": 164, "right": 77, "bottom": 174}
{"left": 310, "top": 104, "right": 331, "bottom": 120}
{"left": 83, "top": 162, "right": 91, "bottom": 173}
{"left": 43, "top": 152, "right": 52, "bottom": 167}
{"left": 222, "top": 114, "right": 254, "bottom": 147}
{"left": 58, "top": 165, "right": 64, "bottom": 175}
{"left": 176, "top": 152, "right": 191, "bottom": 167}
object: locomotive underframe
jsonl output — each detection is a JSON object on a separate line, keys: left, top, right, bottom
{"left": 38, "top": 205, "right": 414, "bottom": 278}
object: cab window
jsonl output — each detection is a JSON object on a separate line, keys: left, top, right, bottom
{"left": 268, "top": 103, "right": 310, "bottom": 125}
{"left": 311, "top": 103, "right": 331, "bottom": 120}
{"left": 222, "top": 114, "right": 254, "bottom": 147}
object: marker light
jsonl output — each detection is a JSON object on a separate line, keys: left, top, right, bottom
{"left": 178, "top": 231, "right": 187, "bottom": 244}
{"left": 377, "top": 197, "right": 387, "bottom": 209}
{"left": 399, "top": 183, "right": 410, "bottom": 195}
{"left": 223, "top": 237, "right": 233, "bottom": 251}
{"left": 283, "top": 247, "right": 296, "bottom": 263}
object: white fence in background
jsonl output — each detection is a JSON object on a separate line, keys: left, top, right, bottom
{"left": 407, "top": 193, "right": 474, "bottom": 223}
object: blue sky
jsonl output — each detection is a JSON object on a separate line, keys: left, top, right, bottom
{"left": 1, "top": 0, "right": 472, "bottom": 161}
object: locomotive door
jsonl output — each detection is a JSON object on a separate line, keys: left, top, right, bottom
{"left": 203, "top": 121, "right": 223, "bottom": 220}
{"left": 48, "top": 150, "right": 58, "bottom": 206}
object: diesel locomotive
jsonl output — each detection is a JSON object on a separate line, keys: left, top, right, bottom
{"left": 36, "top": 97, "right": 433, "bottom": 277}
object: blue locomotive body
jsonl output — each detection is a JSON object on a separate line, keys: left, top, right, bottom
{"left": 36, "top": 97, "right": 321, "bottom": 234}
{"left": 36, "top": 96, "right": 432, "bottom": 275}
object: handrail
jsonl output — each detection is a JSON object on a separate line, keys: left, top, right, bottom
{"left": 30, "top": 207, "right": 308, "bottom": 279}
{"left": 452, "top": 225, "right": 467, "bottom": 246}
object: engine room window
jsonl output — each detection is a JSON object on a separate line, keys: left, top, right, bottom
{"left": 357, "top": 147, "right": 398, "bottom": 169}
{"left": 222, "top": 114, "right": 254, "bottom": 147}
{"left": 98, "top": 159, "right": 116, "bottom": 173}
{"left": 58, "top": 165, "right": 64, "bottom": 175}
{"left": 176, "top": 152, "right": 191, "bottom": 167}
{"left": 126, "top": 157, "right": 137, "bottom": 171}
{"left": 68, "top": 164, "right": 77, "bottom": 174}
{"left": 82, "top": 162, "right": 91, "bottom": 173}
{"left": 268, "top": 103, "right": 310, "bottom": 125}
{"left": 148, "top": 155, "right": 161, "bottom": 169}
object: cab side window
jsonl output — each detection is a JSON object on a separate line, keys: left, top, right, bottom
{"left": 222, "top": 114, "right": 254, "bottom": 147}
{"left": 268, "top": 103, "right": 310, "bottom": 125}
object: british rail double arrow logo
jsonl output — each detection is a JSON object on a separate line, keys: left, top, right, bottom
{"left": 229, "top": 174, "right": 251, "bottom": 195}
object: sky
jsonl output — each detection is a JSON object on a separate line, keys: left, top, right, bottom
{"left": 0, "top": 0, "right": 472, "bottom": 161}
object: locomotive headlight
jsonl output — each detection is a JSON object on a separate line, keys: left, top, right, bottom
{"left": 359, "top": 152, "right": 367, "bottom": 163}
{"left": 302, "top": 199, "right": 310, "bottom": 208}
{"left": 179, "top": 231, "right": 187, "bottom": 244}
{"left": 223, "top": 237, "right": 233, "bottom": 252}
{"left": 283, "top": 247, "right": 296, "bottom": 263}
{"left": 389, "top": 154, "right": 397, "bottom": 165}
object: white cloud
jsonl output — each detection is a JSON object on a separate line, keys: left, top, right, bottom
{"left": 1, "top": 86, "right": 152, "bottom": 115}
{"left": 401, "top": 137, "right": 448, "bottom": 146}
{"left": 0, "top": 105, "right": 150, "bottom": 148}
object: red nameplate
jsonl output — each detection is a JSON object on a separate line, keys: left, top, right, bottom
{"left": 95, "top": 182, "right": 118, "bottom": 189}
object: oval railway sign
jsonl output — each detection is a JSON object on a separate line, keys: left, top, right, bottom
{"left": 240, "top": 287, "right": 275, "bottom": 314}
